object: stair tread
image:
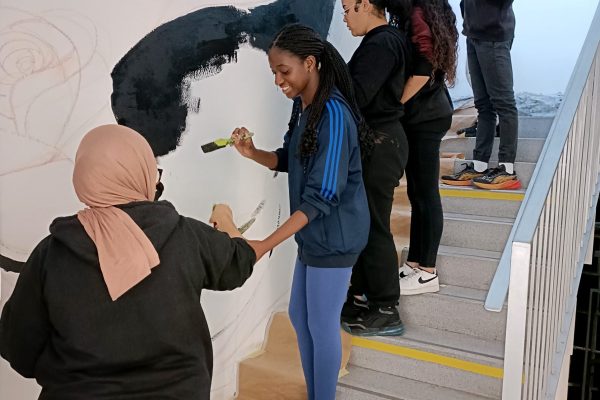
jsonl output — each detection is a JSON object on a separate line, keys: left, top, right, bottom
{"left": 424, "top": 284, "right": 489, "bottom": 302}
{"left": 437, "top": 245, "right": 501, "bottom": 260}
{"left": 443, "top": 212, "right": 515, "bottom": 224}
{"left": 394, "top": 239, "right": 501, "bottom": 261}
{"left": 338, "top": 365, "right": 497, "bottom": 400}
{"left": 352, "top": 324, "right": 505, "bottom": 362}
{"left": 442, "top": 137, "right": 546, "bottom": 144}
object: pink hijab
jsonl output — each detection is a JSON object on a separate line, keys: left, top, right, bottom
{"left": 73, "top": 125, "right": 160, "bottom": 300}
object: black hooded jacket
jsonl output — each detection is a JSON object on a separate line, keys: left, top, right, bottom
{"left": 460, "top": 0, "right": 516, "bottom": 42}
{"left": 0, "top": 201, "right": 256, "bottom": 400}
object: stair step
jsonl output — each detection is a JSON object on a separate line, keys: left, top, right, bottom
{"left": 398, "top": 284, "right": 506, "bottom": 341}
{"left": 441, "top": 137, "right": 545, "bottom": 163}
{"left": 347, "top": 324, "right": 504, "bottom": 398}
{"left": 441, "top": 213, "right": 514, "bottom": 252}
{"left": 397, "top": 244, "right": 500, "bottom": 291}
{"left": 453, "top": 160, "right": 536, "bottom": 188}
{"left": 338, "top": 366, "right": 496, "bottom": 400}
{"left": 376, "top": 323, "right": 504, "bottom": 360}
{"left": 440, "top": 185, "right": 525, "bottom": 218}
{"left": 518, "top": 116, "right": 554, "bottom": 138}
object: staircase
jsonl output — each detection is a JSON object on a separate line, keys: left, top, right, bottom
{"left": 336, "top": 116, "right": 554, "bottom": 400}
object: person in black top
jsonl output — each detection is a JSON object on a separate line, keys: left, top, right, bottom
{"left": 340, "top": 0, "right": 411, "bottom": 337}
{"left": 442, "top": 0, "right": 521, "bottom": 190}
{"left": 398, "top": 0, "right": 458, "bottom": 295}
{"left": 0, "top": 124, "right": 260, "bottom": 400}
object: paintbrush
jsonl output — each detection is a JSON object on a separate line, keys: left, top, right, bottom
{"left": 201, "top": 132, "right": 254, "bottom": 153}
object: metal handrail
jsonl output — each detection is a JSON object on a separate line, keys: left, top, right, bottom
{"left": 485, "top": 3, "right": 600, "bottom": 313}
{"left": 482, "top": 3, "right": 600, "bottom": 400}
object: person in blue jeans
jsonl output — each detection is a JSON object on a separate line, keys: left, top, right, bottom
{"left": 227, "top": 24, "right": 370, "bottom": 400}
{"left": 442, "top": 0, "right": 521, "bottom": 190}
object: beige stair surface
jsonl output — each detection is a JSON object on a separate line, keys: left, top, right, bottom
{"left": 236, "top": 312, "right": 352, "bottom": 399}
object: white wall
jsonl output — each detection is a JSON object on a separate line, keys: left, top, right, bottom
{"left": 0, "top": 1, "right": 299, "bottom": 399}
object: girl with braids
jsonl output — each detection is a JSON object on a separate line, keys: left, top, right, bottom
{"left": 225, "top": 23, "right": 370, "bottom": 399}
{"left": 398, "top": 0, "right": 458, "bottom": 296}
{"left": 340, "top": 0, "right": 411, "bottom": 337}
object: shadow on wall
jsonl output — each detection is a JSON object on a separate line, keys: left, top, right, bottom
{"left": 111, "top": 0, "right": 336, "bottom": 157}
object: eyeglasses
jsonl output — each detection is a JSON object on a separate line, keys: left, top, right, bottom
{"left": 341, "top": 1, "right": 361, "bottom": 16}
{"left": 157, "top": 168, "right": 163, "bottom": 183}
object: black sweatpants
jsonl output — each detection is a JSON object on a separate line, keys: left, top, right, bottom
{"left": 405, "top": 128, "right": 448, "bottom": 268}
{"left": 349, "top": 130, "right": 408, "bottom": 307}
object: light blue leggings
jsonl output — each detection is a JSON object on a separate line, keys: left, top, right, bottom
{"left": 288, "top": 257, "right": 352, "bottom": 400}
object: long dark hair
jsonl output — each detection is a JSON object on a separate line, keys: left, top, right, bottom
{"left": 269, "top": 24, "right": 374, "bottom": 159}
{"left": 369, "top": 0, "right": 412, "bottom": 30}
{"left": 414, "top": 0, "right": 458, "bottom": 86}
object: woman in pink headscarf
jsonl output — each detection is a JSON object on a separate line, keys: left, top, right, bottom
{"left": 0, "top": 124, "right": 261, "bottom": 400}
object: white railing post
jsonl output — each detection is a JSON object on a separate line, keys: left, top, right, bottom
{"left": 502, "top": 242, "right": 532, "bottom": 400}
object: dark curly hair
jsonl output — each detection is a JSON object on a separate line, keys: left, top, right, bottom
{"left": 269, "top": 24, "right": 374, "bottom": 159}
{"left": 413, "top": 0, "right": 458, "bottom": 86}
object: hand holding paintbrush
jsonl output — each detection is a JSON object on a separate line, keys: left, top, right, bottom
{"left": 229, "top": 127, "right": 256, "bottom": 158}
{"left": 210, "top": 204, "right": 242, "bottom": 238}
{"left": 228, "top": 127, "right": 279, "bottom": 170}
{"left": 201, "top": 128, "right": 254, "bottom": 154}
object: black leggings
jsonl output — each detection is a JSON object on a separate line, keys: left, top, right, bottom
{"left": 405, "top": 129, "right": 447, "bottom": 268}
{"left": 349, "top": 130, "right": 408, "bottom": 306}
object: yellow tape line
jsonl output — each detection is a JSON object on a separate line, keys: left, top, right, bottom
{"left": 351, "top": 337, "right": 504, "bottom": 379}
{"left": 440, "top": 188, "right": 524, "bottom": 201}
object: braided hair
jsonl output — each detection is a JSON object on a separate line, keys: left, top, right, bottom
{"left": 269, "top": 24, "right": 374, "bottom": 159}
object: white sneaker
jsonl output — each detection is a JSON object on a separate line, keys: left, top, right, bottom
{"left": 399, "top": 263, "right": 416, "bottom": 279}
{"left": 400, "top": 268, "right": 440, "bottom": 295}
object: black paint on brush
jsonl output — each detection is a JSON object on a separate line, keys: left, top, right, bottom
{"left": 111, "top": 0, "right": 336, "bottom": 156}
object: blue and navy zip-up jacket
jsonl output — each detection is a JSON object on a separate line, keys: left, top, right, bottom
{"left": 273, "top": 88, "right": 369, "bottom": 268}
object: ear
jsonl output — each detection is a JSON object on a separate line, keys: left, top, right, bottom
{"left": 304, "top": 55, "right": 317, "bottom": 72}
{"left": 360, "top": 0, "right": 372, "bottom": 12}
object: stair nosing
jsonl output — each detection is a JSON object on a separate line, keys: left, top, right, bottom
{"left": 439, "top": 184, "right": 527, "bottom": 195}
{"left": 375, "top": 325, "right": 505, "bottom": 360}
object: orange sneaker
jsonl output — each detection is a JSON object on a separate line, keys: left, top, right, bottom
{"left": 472, "top": 165, "right": 522, "bottom": 190}
{"left": 441, "top": 162, "right": 487, "bottom": 186}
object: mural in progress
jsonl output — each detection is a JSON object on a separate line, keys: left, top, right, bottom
{"left": 0, "top": 1, "right": 336, "bottom": 398}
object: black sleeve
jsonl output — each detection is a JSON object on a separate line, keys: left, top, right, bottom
{"left": 412, "top": 51, "right": 433, "bottom": 77}
{"left": 459, "top": 0, "right": 464, "bottom": 18}
{"left": 186, "top": 218, "right": 257, "bottom": 291}
{"left": 349, "top": 41, "right": 399, "bottom": 108}
{"left": 0, "top": 239, "right": 51, "bottom": 378}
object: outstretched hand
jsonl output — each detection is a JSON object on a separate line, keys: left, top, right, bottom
{"left": 231, "top": 127, "right": 256, "bottom": 158}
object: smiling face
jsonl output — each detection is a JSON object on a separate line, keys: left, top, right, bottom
{"left": 268, "top": 47, "right": 316, "bottom": 101}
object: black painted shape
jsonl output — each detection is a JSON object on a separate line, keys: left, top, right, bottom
{"left": 0, "top": 254, "right": 24, "bottom": 273}
{"left": 111, "top": 0, "right": 335, "bottom": 156}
